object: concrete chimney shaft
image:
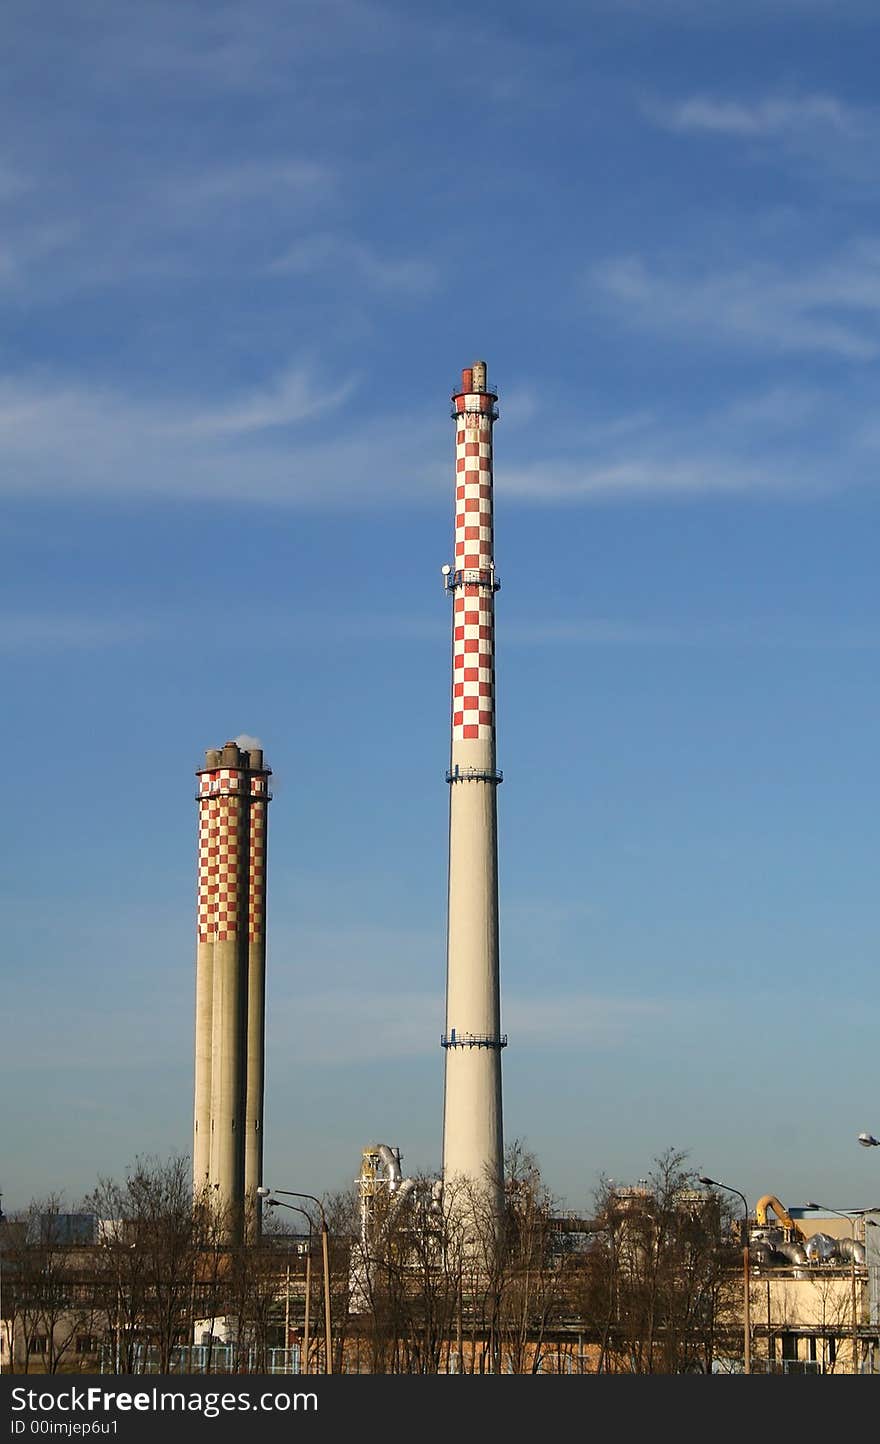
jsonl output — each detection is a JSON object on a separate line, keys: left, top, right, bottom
{"left": 193, "top": 746, "right": 272, "bottom": 1240}
{"left": 441, "top": 361, "right": 505, "bottom": 1219}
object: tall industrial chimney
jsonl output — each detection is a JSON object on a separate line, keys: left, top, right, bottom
{"left": 441, "top": 361, "right": 506, "bottom": 1220}
{"left": 193, "top": 742, "right": 272, "bottom": 1239}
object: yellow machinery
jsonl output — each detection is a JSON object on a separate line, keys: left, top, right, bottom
{"left": 754, "top": 1194, "right": 806, "bottom": 1241}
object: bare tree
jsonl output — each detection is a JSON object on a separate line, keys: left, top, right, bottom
{"left": 577, "top": 1150, "right": 739, "bottom": 1374}
{"left": 495, "top": 1143, "right": 564, "bottom": 1373}
{"left": 346, "top": 1171, "right": 470, "bottom": 1375}
{"left": 2, "top": 1198, "right": 99, "bottom": 1374}
{"left": 86, "top": 1155, "right": 215, "bottom": 1373}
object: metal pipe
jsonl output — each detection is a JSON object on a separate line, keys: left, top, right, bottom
{"left": 377, "top": 1145, "right": 402, "bottom": 1190}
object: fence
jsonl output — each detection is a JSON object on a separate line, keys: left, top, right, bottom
{"left": 99, "top": 1344, "right": 302, "bottom": 1374}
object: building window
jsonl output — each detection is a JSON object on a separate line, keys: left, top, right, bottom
{"left": 780, "top": 1332, "right": 798, "bottom": 1362}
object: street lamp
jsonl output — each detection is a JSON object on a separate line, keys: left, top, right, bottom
{"left": 257, "top": 1188, "right": 332, "bottom": 1374}
{"left": 699, "top": 1176, "right": 750, "bottom": 1375}
{"left": 803, "top": 1202, "right": 860, "bottom": 1373}
{"left": 262, "top": 1199, "right": 312, "bottom": 1374}
{"left": 858, "top": 1133, "right": 880, "bottom": 1149}
{"left": 0, "top": 1193, "right": 5, "bottom": 1376}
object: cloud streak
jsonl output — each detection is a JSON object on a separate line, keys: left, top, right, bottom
{"left": 8, "top": 605, "right": 880, "bottom": 656}
{"left": 502, "top": 454, "right": 791, "bottom": 500}
{"left": 175, "top": 364, "right": 358, "bottom": 438}
{"left": 653, "top": 93, "right": 858, "bottom": 139}
{"left": 266, "top": 988, "right": 674, "bottom": 1064}
{"left": 0, "top": 363, "right": 406, "bottom": 504}
{"left": 175, "top": 159, "right": 332, "bottom": 207}
{"left": 0, "top": 614, "right": 159, "bottom": 650}
{"left": 644, "top": 88, "right": 880, "bottom": 192}
{"left": 0, "top": 362, "right": 870, "bottom": 507}
{"left": 269, "top": 234, "right": 438, "bottom": 295}
{"left": 588, "top": 242, "right": 880, "bottom": 360}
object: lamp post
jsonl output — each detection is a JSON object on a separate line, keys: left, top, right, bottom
{"left": 699, "top": 1176, "right": 750, "bottom": 1375}
{"left": 858, "top": 1133, "right": 880, "bottom": 1149}
{"left": 260, "top": 1197, "right": 312, "bottom": 1373}
{"left": 803, "top": 1202, "right": 871, "bottom": 1374}
{"left": 258, "top": 1189, "right": 332, "bottom": 1374}
{"left": 804, "top": 1203, "right": 857, "bottom": 1373}
{"left": 297, "top": 1238, "right": 312, "bottom": 1378}
{"left": 0, "top": 1193, "right": 5, "bottom": 1376}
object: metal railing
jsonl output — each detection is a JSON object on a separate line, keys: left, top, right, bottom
{"left": 446, "top": 766, "right": 503, "bottom": 785}
{"left": 441, "top": 1031, "right": 508, "bottom": 1050}
{"left": 751, "top": 1359, "right": 823, "bottom": 1375}
{"left": 100, "top": 1343, "right": 302, "bottom": 1375}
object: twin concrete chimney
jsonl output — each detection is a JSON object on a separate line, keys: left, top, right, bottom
{"left": 193, "top": 741, "right": 272, "bottom": 1239}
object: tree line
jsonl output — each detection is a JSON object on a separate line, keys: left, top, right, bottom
{"left": 0, "top": 1147, "right": 744, "bottom": 1374}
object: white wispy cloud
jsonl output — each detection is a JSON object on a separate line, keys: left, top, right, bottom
{"left": 269, "top": 234, "right": 438, "bottom": 295}
{"left": 609, "top": 0, "right": 870, "bottom": 16}
{"left": 0, "top": 220, "right": 83, "bottom": 293}
{"left": 644, "top": 88, "right": 880, "bottom": 191}
{"left": 588, "top": 242, "right": 880, "bottom": 360}
{"left": 0, "top": 363, "right": 861, "bottom": 506}
{"left": 501, "top": 455, "right": 790, "bottom": 500}
{"left": 0, "top": 161, "right": 32, "bottom": 200}
{"left": 653, "top": 93, "right": 857, "bottom": 138}
{"left": 507, "top": 619, "right": 706, "bottom": 646}
{"left": 719, "top": 385, "right": 826, "bottom": 429}
{"left": 0, "top": 614, "right": 159, "bottom": 649}
{"left": 505, "top": 991, "right": 675, "bottom": 1047}
{"left": 110, "top": 0, "right": 392, "bottom": 94}
{"left": 0, "top": 125, "right": 336, "bottom": 296}
{"left": 9, "top": 604, "right": 878, "bottom": 656}
{"left": 177, "top": 159, "right": 332, "bottom": 206}
{"left": 0, "top": 364, "right": 399, "bottom": 502}
{"left": 174, "top": 364, "right": 358, "bottom": 437}
{"left": 266, "top": 988, "right": 674, "bottom": 1064}
{"left": 496, "top": 386, "right": 538, "bottom": 428}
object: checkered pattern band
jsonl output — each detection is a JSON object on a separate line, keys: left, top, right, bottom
{"left": 451, "top": 400, "right": 496, "bottom": 742}
{"left": 196, "top": 768, "right": 271, "bottom": 943}
{"left": 248, "top": 780, "right": 267, "bottom": 944}
{"left": 197, "top": 768, "right": 245, "bottom": 796}
{"left": 453, "top": 392, "right": 496, "bottom": 416}
{"left": 214, "top": 786, "right": 241, "bottom": 943}
{"left": 197, "top": 793, "right": 216, "bottom": 944}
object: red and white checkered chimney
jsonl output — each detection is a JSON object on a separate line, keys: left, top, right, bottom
{"left": 193, "top": 741, "right": 271, "bottom": 1239}
{"left": 441, "top": 360, "right": 505, "bottom": 1216}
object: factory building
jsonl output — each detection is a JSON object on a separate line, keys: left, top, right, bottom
{"left": 192, "top": 740, "right": 272, "bottom": 1240}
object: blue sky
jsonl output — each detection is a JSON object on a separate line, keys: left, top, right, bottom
{"left": 3, "top": 0, "right": 880, "bottom": 1219}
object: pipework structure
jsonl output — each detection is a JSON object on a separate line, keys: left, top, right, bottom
{"left": 193, "top": 740, "right": 272, "bottom": 1240}
{"left": 441, "top": 360, "right": 506, "bottom": 1220}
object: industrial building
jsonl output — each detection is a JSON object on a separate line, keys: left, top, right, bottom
{"left": 746, "top": 1199, "right": 880, "bottom": 1374}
